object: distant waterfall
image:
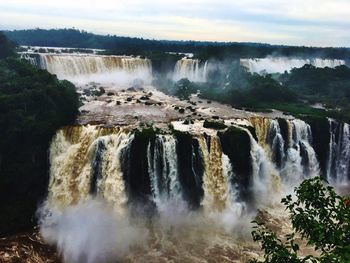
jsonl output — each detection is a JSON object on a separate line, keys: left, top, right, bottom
{"left": 327, "top": 119, "right": 350, "bottom": 184}
{"left": 29, "top": 53, "right": 152, "bottom": 84}
{"left": 240, "top": 57, "right": 346, "bottom": 74}
{"left": 20, "top": 53, "right": 40, "bottom": 67}
{"left": 173, "top": 58, "right": 208, "bottom": 82}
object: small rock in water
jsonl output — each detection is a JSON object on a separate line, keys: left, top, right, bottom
{"left": 183, "top": 117, "right": 194, "bottom": 125}
{"left": 127, "top": 87, "right": 137, "bottom": 92}
{"left": 99, "top": 87, "right": 106, "bottom": 94}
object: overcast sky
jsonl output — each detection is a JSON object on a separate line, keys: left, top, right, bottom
{"left": 0, "top": 0, "right": 349, "bottom": 47}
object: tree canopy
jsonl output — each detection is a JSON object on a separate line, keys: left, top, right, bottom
{"left": 0, "top": 32, "right": 79, "bottom": 235}
{"left": 251, "top": 177, "right": 350, "bottom": 263}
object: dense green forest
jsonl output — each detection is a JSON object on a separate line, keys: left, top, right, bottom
{"left": 0, "top": 32, "right": 79, "bottom": 235}
{"left": 5, "top": 28, "right": 350, "bottom": 61}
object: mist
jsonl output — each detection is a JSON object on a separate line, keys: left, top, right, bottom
{"left": 38, "top": 199, "right": 148, "bottom": 263}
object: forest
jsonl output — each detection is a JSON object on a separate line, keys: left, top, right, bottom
{"left": 5, "top": 28, "right": 350, "bottom": 61}
{"left": 0, "top": 32, "right": 79, "bottom": 235}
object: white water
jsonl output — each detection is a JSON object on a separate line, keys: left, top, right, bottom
{"left": 38, "top": 54, "right": 152, "bottom": 84}
{"left": 41, "top": 117, "right": 350, "bottom": 263}
{"left": 240, "top": 57, "right": 345, "bottom": 74}
{"left": 288, "top": 119, "right": 319, "bottom": 179}
{"left": 48, "top": 126, "right": 133, "bottom": 211}
{"left": 238, "top": 125, "right": 281, "bottom": 206}
{"left": 327, "top": 119, "right": 350, "bottom": 185}
{"left": 147, "top": 135, "right": 182, "bottom": 207}
{"left": 173, "top": 58, "right": 208, "bottom": 82}
{"left": 250, "top": 118, "right": 319, "bottom": 191}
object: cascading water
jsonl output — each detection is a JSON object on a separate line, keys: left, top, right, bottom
{"left": 327, "top": 119, "right": 350, "bottom": 184}
{"left": 29, "top": 53, "right": 153, "bottom": 84}
{"left": 42, "top": 119, "right": 350, "bottom": 262}
{"left": 289, "top": 119, "right": 318, "bottom": 180}
{"left": 240, "top": 57, "right": 345, "bottom": 74}
{"left": 236, "top": 124, "right": 281, "bottom": 206}
{"left": 250, "top": 118, "right": 319, "bottom": 187}
{"left": 20, "top": 53, "right": 40, "bottom": 67}
{"left": 197, "top": 136, "right": 231, "bottom": 211}
{"left": 48, "top": 125, "right": 133, "bottom": 211}
{"left": 173, "top": 58, "right": 208, "bottom": 82}
{"left": 147, "top": 135, "right": 182, "bottom": 207}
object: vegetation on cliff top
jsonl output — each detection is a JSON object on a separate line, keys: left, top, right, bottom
{"left": 0, "top": 31, "right": 79, "bottom": 235}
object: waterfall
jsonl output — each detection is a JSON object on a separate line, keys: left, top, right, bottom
{"left": 20, "top": 53, "right": 40, "bottom": 67}
{"left": 47, "top": 118, "right": 349, "bottom": 216}
{"left": 173, "top": 58, "right": 208, "bottom": 82}
{"left": 197, "top": 136, "right": 230, "bottom": 211}
{"left": 48, "top": 125, "right": 132, "bottom": 211}
{"left": 147, "top": 135, "right": 182, "bottom": 206}
{"left": 195, "top": 135, "right": 245, "bottom": 218}
{"left": 36, "top": 54, "right": 152, "bottom": 84}
{"left": 250, "top": 118, "right": 319, "bottom": 185}
{"left": 327, "top": 119, "right": 350, "bottom": 184}
{"left": 285, "top": 119, "right": 319, "bottom": 180}
{"left": 237, "top": 125, "right": 281, "bottom": 205}
{"left": 240, "top": 57, "right": 345, "bottom": 74}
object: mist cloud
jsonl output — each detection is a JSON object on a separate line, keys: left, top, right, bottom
{"left": 38, "top": 199, "right": 148, "bottom": 263}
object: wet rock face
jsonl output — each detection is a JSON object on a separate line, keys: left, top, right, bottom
{"left": 122, "top": 129, "right": 155, "bottom": 203}
{"left": 218, "top": 127, "right": 253, "bottom": 203}
{"left": 175, "top": 131, "right": 204, "bottom": 209}
{"left": 203, "top": 119, "right": 227, "bottom": 129}
{"left": 303, "top": 117, "right": 330, "bottom": 178}
{"left": 278, "top": 118, "right": 290, "bottom": 148}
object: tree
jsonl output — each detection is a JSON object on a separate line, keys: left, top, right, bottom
{"left": 251, "top": 177, "right": 350, "bottom": 263}
{"left": 0, "top": 33, "right": 79, "bottom": 235}
{"left": 0, "top": 31, "right": 16, "bottom": 59}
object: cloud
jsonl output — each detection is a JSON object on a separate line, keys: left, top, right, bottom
{"left": 0, "top": 0, "right": 349, "bottom": 46}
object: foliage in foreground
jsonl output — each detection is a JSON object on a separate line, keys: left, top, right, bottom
{"left": 251, "top": 177, "right": 350, "bottom": 263}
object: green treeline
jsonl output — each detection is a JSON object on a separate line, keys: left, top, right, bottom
{"left": 0, "top": 32, "right": 79, "bottom": 235}
{"left": 5, "top": 28, "right": 350, "bottom": 60}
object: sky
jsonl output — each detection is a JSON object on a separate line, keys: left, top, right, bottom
{"left": 0, "top": 0, "right": 349, "bottom": 47}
